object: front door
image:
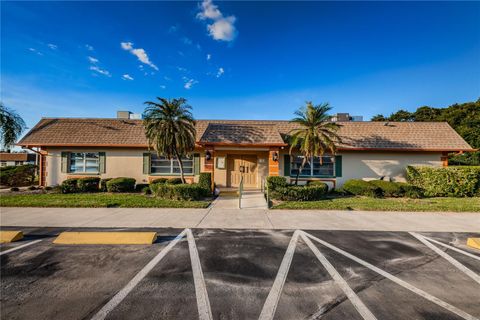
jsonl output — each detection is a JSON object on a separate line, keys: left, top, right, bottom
{"left": 228, "top": 155, "right": 258, "bottom": 188}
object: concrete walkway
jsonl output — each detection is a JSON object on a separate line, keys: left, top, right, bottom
{"left": 1, "top": 206, "right": 479, "bottom": 231}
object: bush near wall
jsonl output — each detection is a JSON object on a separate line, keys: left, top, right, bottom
{"left": 406, "top": 166, "right": 480, "bottom": 197}
{"left": 150, "top": 178, "right": 168, "bottom": 184}
{"left": 368, "top": 180, "right": 405, "bottom": 197}
{"left": 266, "top": 176, "right": 328, "bottom": 201}
{"left": 106, "top": 177, "right": 136, "bottom": 193}
{"left": 0, "top": 164, "right": 37, "bottom": 187}
{"left": 343, "top": 179, "right": 384, "bottom": 198}
{"left": 61, "top": 178, "right": 79, "bottom": 194}
{"left": 166, "top": 178, "right": 183, "bottom": 185}
{"left": 99, "top": 178, "right": 112, "bottom": 192}
{"left": 198, "top": 172, "right": 212, "bottom": 196}
{"left": 77, "top": 177, "right": 101, "bottom": 192}
{"left": 135, "top": 183, "right": 149, "bottom": 192}
{"left": 154, "top": 183, "right": 205, "bottom": 201}
{"left": 266, "top": 176, "right": 288, "bottom": 191}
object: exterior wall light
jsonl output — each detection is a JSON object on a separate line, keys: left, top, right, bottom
{"left": 205, "top": 150, "right": 212, "bottom": 161}
{"left": 272, "top": 151, "right": 279, "bottom": 162}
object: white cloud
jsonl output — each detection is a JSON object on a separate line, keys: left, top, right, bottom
{"left": 182, "top": 37, "right": 192, "bottom": 45}
{"left": 47, "top": 43, "right": 57, "bottom": 50}
{"left": 197, "top": 0, "right": 237, "bottom": 42}
{"left": 216, "top": 67, "right": 224, "bottom": 78}
{"left": 168, "top": 25, "right": 178, "bottom": 33}
{"left": 28, "top": 48, "right": 43, "bottom": 56}
{"left": 88, "top": 56, "right": 99, "bottom": 64}
{"left": 90, "top": 65, "right": 111, "bottom": 77}
{"left": 122, "top": 74, "right": 134, "bottom": 81}
{"left": 120, "top": 42, "right": 158, "bottom": 70}
{"left": 85, "top": 44, "right": 94, "bottom": 51}
{"left": 206, "top": 53, "right": 211, "bottom": 60}
{"left": 160, "top": 85, "right": 167, "bottom": 89}
{"left": 183, "top": 77, "right": 198, "bottom": 89}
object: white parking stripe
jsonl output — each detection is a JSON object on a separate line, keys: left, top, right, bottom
{"left": 301, "top": 233, "right": 377, "bottom": 320}
{"left": 418, "top": 235, "right": 480, "bottom": 262}
{"left": 303, "top": 232, "right": 479, "bottom": 320}
{"left": 258, "top": 230, "right": 300, "bottom": 320}
{"left": 410, "top": 232, "right": 480, "bottom": 285}
{"left": 187, "top": 229, "right": 213, "bottom": 320}
{"left": 0, "top": 239, "right": 43, "bottom": 256}
{"left": 90, "top": 229, "right": 187, "bottom": 320}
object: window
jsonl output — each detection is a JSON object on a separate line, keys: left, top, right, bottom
{"left": 290, "top": 156, "right": 334, "bottom": 177}
{"left": 70, "top": 152, "right": 100, "bottom": 173}
{"left": 150, "top": 154, "right": 193, "bottom": 175}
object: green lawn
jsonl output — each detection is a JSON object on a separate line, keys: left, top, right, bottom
{"left": 0, "top": 193, "right": 211, "bottom": 208}
{"left": 272, "top": 196, "right": 480, "bottom": 212}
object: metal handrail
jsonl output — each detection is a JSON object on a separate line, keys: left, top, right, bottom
{"left": 238, "top": 176, "right": 244, "bottom": 209}
{"left": 264, "top": 177, "right": 270, "bottom": 209}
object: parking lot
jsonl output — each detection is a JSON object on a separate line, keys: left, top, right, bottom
{"left": 1, "top": 227, "right": 479, "bottom": 320}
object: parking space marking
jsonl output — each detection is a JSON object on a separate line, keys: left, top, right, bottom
{"left": 90, "top": 229, "right": 187, "bottom": 320}
{"left": 187, "top": 229, "right": 213, "bottom": 320}
{"left": 0, "top": 239, "right": 43, "bottom": 256}
{"left": 303, "top": 231, "right": 479, "bottom": 320}
{"left": 258, "top": 230, "right": 300, "bottom": 320}
{"left": 301, "top": 233, "right": 377, "bottom": 320}
{"left": 418, "top": 235, "right": 480, "bottom": 262}
{"left": 410, "top": 232, "right": 480, "bottom": 285}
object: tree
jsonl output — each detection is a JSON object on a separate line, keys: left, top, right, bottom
{"left": 143, "top": 98, "right": 196, "bottom": 183}
{"left": 0, "top": 103, "right": 26, "bottom": 151}
{"left": 288, "top": 102, "right": 342, "bottom": 185}
{"left": 388, "top": 109, "right": 414, "bottom": 122}
{"left": 371, "top": 114, "right": 387, "bottom": 121}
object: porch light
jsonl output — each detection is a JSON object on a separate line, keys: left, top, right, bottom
{"left": 272, "top": 151, "right": 279, "bottom": 162}
{"left": 205, "top": 150, "right": 212, "bottom": 161}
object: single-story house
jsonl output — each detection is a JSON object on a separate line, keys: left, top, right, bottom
{"left": 17, "top": 113, "right": 474, "bottom": 189}
{"left": 0, "top": 152, "right": 37, "bottom": 167}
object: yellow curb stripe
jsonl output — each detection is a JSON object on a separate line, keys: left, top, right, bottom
{"left": 467, "top": 238, "right": 480, "bottom": 251}
{"left": 0, "top": 231, "right": 24, "bottom": 243}
{"left": 53, "top": 232, "right": 157, "bottom": 245}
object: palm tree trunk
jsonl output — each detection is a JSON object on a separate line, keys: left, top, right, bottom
{"left": 295, "top": 157, "right": 308, "bottom": 185}
{"left": 174, "top": 149, "right": 186, "bottom": 184}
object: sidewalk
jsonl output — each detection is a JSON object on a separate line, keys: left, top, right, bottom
{"left": 1, "top": 206, "right": 479, "bottom": 231}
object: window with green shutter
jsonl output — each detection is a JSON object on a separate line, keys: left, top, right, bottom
{"left": 335, "top": 155, "right": 342, "bottom": 177}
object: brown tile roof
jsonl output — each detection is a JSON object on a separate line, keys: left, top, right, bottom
{"left": 18, "top": 118, "right": 474, "bottom": 151}
{"left": 0, "top": 153, "right": 36, "bottom": 161}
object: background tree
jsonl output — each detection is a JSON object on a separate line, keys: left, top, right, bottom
{"left": 143, "top": 98, "right": 196, "bottom": 183}
{"left": 289, "top": 102, "right": 342, "bottom": 185}
{"left": 0, "top": 103, "right": 26, "bottom": 151}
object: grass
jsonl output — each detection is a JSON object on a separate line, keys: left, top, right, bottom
{"left": 272, "top": 196, "right": 480, "bottom": 212}
{"left": 0, "top": 193, "right": 211, "bottom": 208}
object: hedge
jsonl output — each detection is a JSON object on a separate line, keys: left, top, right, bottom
{"left": 106, "top": 177, "right": 136, "bottom": 193}
{"left": 61, "top": 178, "right": 78, "bottom": 194}
{"left": 100, "top": 178, "right": 112, "bottom": 192}
{"left": 135, "top": 183, "right": 149, "bottom": 192}
{"left": 198, "top": 172, "right": 212, "bottom": 196}
{"left": 166, "top": 178, "right": 183, "bottom": 185}
{"left": 368, "top": 180, "right": 405, "bottom": 197}
{"left": 0, "top": 164, "right": 36, "bottom": 187}
{"left": 150, "top": 178, "right": 168, "bottom": 184}
{"left": 270, "top": 184, "right": 328, "bottom": 201}
{"left": 406, "top": 166, "right": 480, "bottom": 197}
{"left": 77, "top": 177, "right": 101, "bottom": 192}
{"left": 266, "top": 176, "right": 288, "bottom": 191}
{"left": 154, "top": 183, "right": 205, "bottom": 201}
{"left": 343, "top": 179, "right": 383, "bottom": 198}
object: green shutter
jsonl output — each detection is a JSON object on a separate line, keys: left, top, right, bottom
{"left": 143, "top": 153, "right": 151, "bottom": 174}
{"left": 194, "top": 153, "right": 200, "bottom": 175}
{"left": 61, "top": 152, "right": 69, "bottom": 173}
{"left": 284, "top": 155, "right": 291, "bottom": 176}
{"left": 99, "top": 152, "right": 106, "bottom": 173}
{"left": 335, "top": 155, "right": 342, "bottom": 177}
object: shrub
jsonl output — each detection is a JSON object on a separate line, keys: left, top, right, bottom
{"left": 399, "top": 183, "right": 424, "bottom": 199}
{"left": 142, "top": 186, "right": 151, "bottom": 195}
{"left": 135, "top": 183, "right": 149, "bottom": 192}
{"left": 149, "top": 182, "right": 162, "bottom": 194}
{"left": 99, "top": 178, "right": 112, "bottom": 192}
{"left": 343, "top": 179, "right": 383, "bottom": 197}
{"left": 61, "top": 178, "right": 78, "bottom": 194}
{"left": 270, "top": 184, "right": 328, "bottom": 201}
{"left": 77, "top": 177, "right": 101, "bottom": 192}
{"left": 154, "top": 183, "right": 204, "bottom": 201}
{"left": 166, "top": 178, "right": 183, "bottom": 185}
{"left": 44, "top": 186, "right": 53, "bottom": 191}
{"left": 406, "top": 166, "right": 480, "bottom": 197}
{"left": 0, "top": 164, "right": 37, "bottom": 187}
{"left": 150, "top": 178, "right": 168, "bottom": 184}
{"left": 368, "top": 180, "right": 405, "bottom": 197}
{"left": 266, "top": 176, "right": 288, "bottom": 191}
{"left": 27, "top": 185, "right": 37, "bottom": 191}
{"left": 106, "top": 177, "right": 136, "bottom": 192}
{"left": 307, "top": 180, "right": 329, "bottom": 188}
{"left": 198, "top": 172, "right": 212, "bottom": 196}
{"left": 10, "top": 187, "right": 19, "bottom": 192}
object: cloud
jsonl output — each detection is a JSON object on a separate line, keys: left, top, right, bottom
{"left": 121, "top": 74, "right": 134, "bottom": 81}
{"left": 197, "top": 0, "right": 237, "bottom": 42}
{"left": 88, "top": 56, "right": 99, "bottom": 64}
{"left": 160, "top": 85, "right": 167, "bottom": 89}
{"left": 120, "top": 42, "right": 158, "bottom": 70}
{"left": 47, "top": 43, "right": 57, "bottom": 50}
{"left": 90, "top": 65, "right": 111, "bottom": 77}
{"left": 182, "top": 37, "right": 192, "bottom": 45}
{"left": 85, "top": 44, "right": 94, "bottom": 51}
{"left": 183, "top": 77, "right": 198, "bottom": 89}
{"left": 168, "top": 25, "right": 178, "bottom": 33}
{"left": 28, "top": 48, "right": 43, "bottom": 56}
{"left": 206, "top": 53, "right": 211, "bottom": 60}
{"left": 216, "top": 67, "right": 224, "bottom": 78}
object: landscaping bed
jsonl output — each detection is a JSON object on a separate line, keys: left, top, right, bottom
{"left": 0, "top": 193, "right": 210, "bottom": 208}
{"left": 272, "top": 196, "right": 480, "bottom": 212}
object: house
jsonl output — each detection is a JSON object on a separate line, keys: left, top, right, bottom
{"left": 0, "top": 152, "right": 37, "bottom": 167}
{"left": 17, "top": 112, "right": 474, "bottom": 189}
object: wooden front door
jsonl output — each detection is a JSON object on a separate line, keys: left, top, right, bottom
{"left": 228, "top": 155, "right": 258, "bottom": 188}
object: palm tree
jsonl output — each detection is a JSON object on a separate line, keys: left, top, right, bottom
{"left": 0, "top": 103, "right": 26, "bottom": 151}
{"left": 143, "top": 97, "right": 196, "bottom": 183}
{"left": 289, "top": 102, "right": 342, "bottom": 185}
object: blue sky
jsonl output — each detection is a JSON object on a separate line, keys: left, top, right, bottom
{"left": 1, "top": 1, "right": 479, "bottom": 131}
